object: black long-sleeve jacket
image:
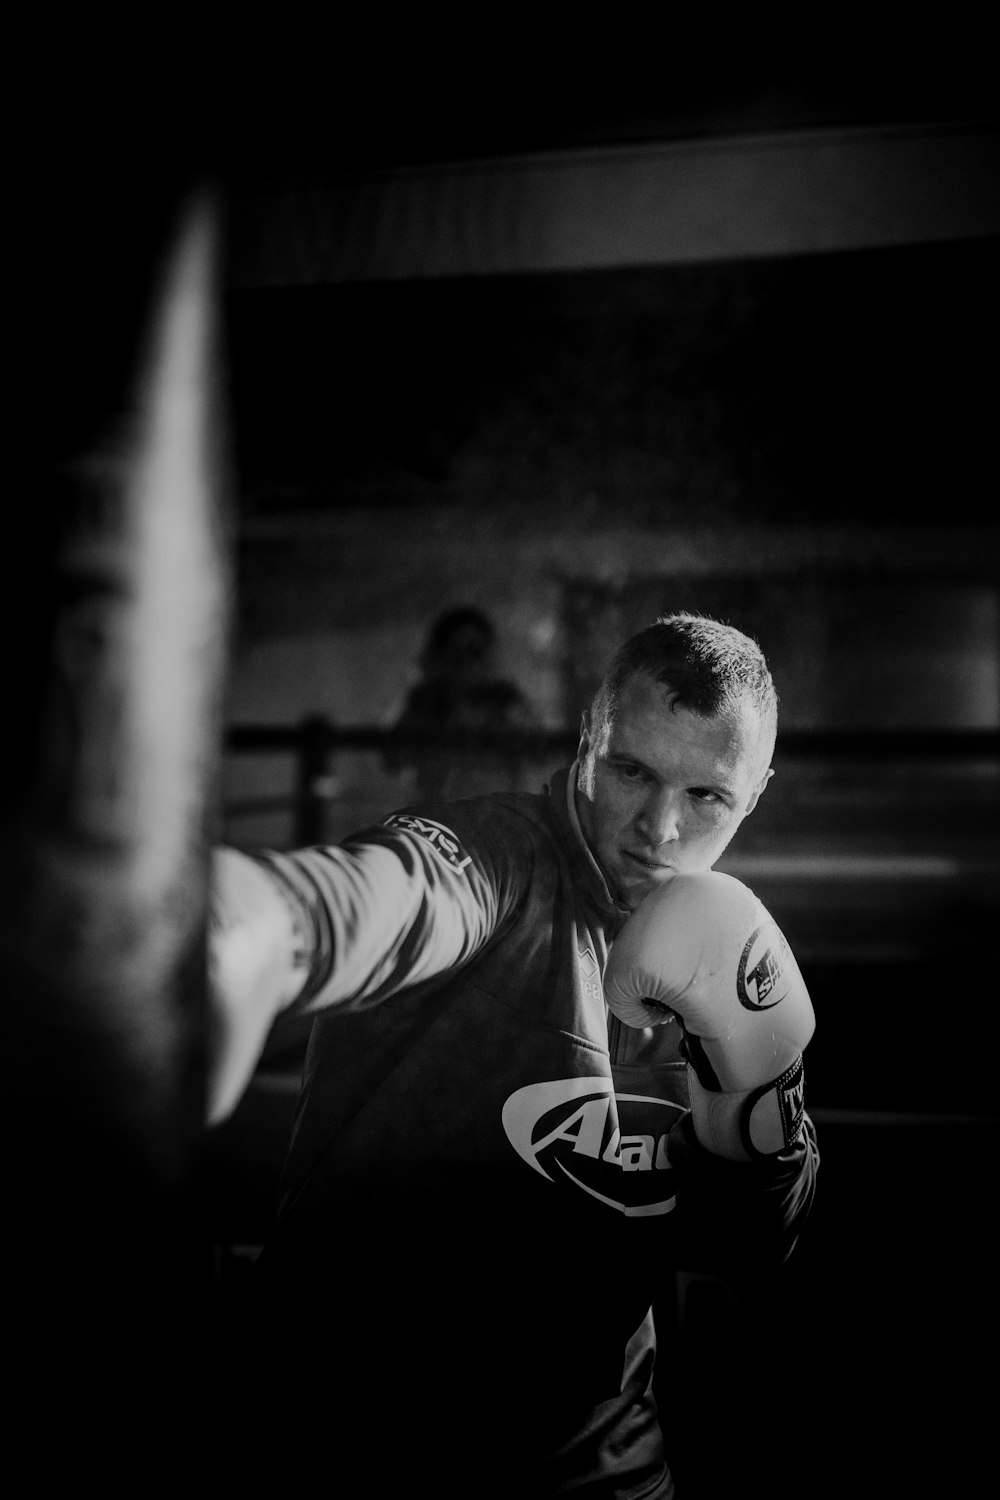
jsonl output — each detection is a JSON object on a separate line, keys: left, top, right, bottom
{"left": 243, "top": 766, "right": 818, "bottom": 1499}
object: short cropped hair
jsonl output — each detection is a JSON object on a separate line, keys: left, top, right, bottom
{"left": 589, "top": 612, "right": 778, "bottom": 773}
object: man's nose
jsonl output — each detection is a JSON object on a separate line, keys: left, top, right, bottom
{"left": 635, "top": 789, "right": 681, "bottom": 846}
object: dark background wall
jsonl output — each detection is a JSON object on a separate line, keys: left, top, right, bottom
{"left": 228, "top": 243, "right": 995, "bottom": 531}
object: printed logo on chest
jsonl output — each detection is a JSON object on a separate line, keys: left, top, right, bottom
{"left": 501, "top": 1077, "right": 684, "bottom": 1217}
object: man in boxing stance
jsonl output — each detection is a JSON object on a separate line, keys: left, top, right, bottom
{"left": 209, "top": 612, "right": 818, "bottom": 1499}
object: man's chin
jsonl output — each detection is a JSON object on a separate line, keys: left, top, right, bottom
{"left": 617, "top": 865, "right": 676, "bottom": 910}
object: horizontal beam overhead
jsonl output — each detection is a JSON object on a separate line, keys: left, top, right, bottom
{"left": 230, "top": 122, "right": 1000, "bottom": 286}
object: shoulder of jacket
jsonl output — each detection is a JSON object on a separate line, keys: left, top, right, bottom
{"left": 399, "top": 790, "right": 561, "bottom": 861}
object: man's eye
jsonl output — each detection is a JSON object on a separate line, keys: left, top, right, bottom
{"left": 617, "top": 763, "right": 647, "bottom": 782}
{"left": 689, "top": 787, "right": 720, "bottom": 804}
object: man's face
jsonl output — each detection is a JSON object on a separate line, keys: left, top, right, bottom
{"left": 575, "top": 671, "right": 772, "bottom": 911}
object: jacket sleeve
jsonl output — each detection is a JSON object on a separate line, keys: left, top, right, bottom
{"left": 249, "top": 806, "right": 517, "bottom": 1018}
{"left": 666, "top": 1108, "right": 820, "bottom": 1286}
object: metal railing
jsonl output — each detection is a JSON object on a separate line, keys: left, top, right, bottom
{"left": 223, "top": 717, "right": 1000, "bottom": 846}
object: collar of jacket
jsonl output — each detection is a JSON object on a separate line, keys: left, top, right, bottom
{"left": 548, "top": 763, "right": 631, "bottom": 928}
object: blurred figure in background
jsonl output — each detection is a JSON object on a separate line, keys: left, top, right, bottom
{"left": 387, "top": 605, "right": 540, "bottom": 798}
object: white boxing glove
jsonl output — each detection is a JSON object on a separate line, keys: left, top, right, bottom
{"left": 604, "top": 872, "right": 814, "bottom": 1162}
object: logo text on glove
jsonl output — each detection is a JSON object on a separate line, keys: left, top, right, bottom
{"left": 737, "top": 921, "right": 793, "bottom": 1010}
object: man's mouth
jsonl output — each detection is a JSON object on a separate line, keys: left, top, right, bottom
{"left": 623, "top": 851, "right": 675, "bottom": 875}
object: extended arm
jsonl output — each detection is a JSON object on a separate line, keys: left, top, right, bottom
{"left": 206, "top": 808, "right": 508, "bottom": 1123}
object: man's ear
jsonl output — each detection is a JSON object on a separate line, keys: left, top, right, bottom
{"left": 743, "top": 766, "right": 774, "bottom": 818}
{"left": 577, "top": 710, "right": 592, "bottom": 763}
{"left": 576, "top": 712, "right": 596, "bottom": 796}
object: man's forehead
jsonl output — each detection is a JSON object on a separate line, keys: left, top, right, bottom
{"left": 609, "top": 674, "right": 763, "bottom": 777}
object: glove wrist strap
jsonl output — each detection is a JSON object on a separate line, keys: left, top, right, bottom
{"left": 740, "top": 1054, "right": 806, "bottom": 1159}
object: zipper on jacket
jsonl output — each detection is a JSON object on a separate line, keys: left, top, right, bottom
{"left": 606, "top": 1006, "right": 625, "bottom": 1064}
